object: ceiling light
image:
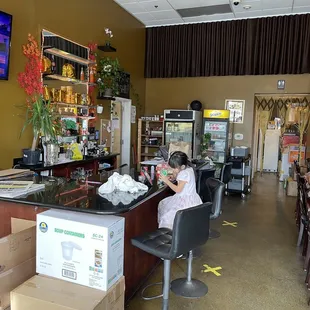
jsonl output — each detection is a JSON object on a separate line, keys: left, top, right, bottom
{"left": 243, "top": 5, "right": 251, "bottom": 10}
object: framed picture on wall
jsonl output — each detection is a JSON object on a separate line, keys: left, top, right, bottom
{"left": 225, "top": 99, "right": 245, "bottom": 124}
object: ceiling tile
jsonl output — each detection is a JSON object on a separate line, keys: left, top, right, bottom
{"left": 293, "top": 6, "right": 310, "bottom": 13}
{"left": 115, "top": 0, "right": 137, "bottom": 3}
{"left": 206, "top": 12, "right": 235, "bottom": 21}
{"left": 235, "top": 9, "right": 264, "bottom": 18}
{"left": 263, "top": 7, "right": 292, "bottom": 15}
{"left": 231, "top": 1, "right": 262, "bottom": 12}
{"left": 168, "top": 0, "right": 201, "bottom": 10}
{"left": 145, "top": 18, "right": 184, "bottom": 26}
{"left": 134, "top": 12, "right": 156, "bottom": 21}
{"left": 121, "top": 2, "right": 147, "bottom": 13}
{"left": 139, "top": 0, "right": 173, "bottom": 12}
{"left": 151, "top": 9, "right": 181, "bottom": 19}
{"left": 261, "top": 0, "right": 293, "bottom": 10}
{"left": 183, "top": 12, "right": 235, "bottom": 22}
{"left": 294, "top": 0, "right": 310, "bottom": 6}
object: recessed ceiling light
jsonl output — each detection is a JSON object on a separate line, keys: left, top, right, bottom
{"left": 243, "top": 5, "right": 251, "bottom": 10}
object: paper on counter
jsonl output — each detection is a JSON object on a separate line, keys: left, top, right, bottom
{"left": 98, "top": 172, "right": 148, "bottom": 194}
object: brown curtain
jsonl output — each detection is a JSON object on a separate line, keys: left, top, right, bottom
{"left": 145, "top": 14, "right": 310, "bottom": 78}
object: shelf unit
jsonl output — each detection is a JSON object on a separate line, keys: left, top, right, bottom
{"left": 137, "top": 118, "right": 164, "bottom": 163}
{"left": 42, "top": 32, "right": 97, "bottom": 144}
{"left": 44, "top": 74, "right": 96, "bottom": 86}
{"left": 44, "top": 48, "right": 96, "bottom": 66}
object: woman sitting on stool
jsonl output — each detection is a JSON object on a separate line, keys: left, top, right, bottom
{"left": 158, "top": 151, "right": 202, "bottom": 229}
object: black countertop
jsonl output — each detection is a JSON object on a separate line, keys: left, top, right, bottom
{"left": 18, "top": 153, "right": 120, "bottom": 172}
{"left": 0, "top": 167, "right": 167, "bottom": 215}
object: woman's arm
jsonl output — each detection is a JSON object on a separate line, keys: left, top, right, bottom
{"left": 160, "top": 174, "right": 186, "bottom": 193}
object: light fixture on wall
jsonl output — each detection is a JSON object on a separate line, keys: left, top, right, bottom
{"left": 277, "top": 80, "right": 285, "bottom": 90}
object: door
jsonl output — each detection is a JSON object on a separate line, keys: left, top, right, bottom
{"left": 112, "top": 98, "right": 132, "bottom": 168}
{"left": 203, "top": 119, "right": 228, "bottom": 163}
{"left": 164, "top": 121, "right": 194, "bottom": 144}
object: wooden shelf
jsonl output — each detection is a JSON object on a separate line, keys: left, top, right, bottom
{"left": 141, "top": 145, "right": 161, "bottom": 148}
{"left": 51, "top": 102, "right": 95, "bottom": 108}
{"left": 58, "top": 115, "right": 96, "bottom": 120}
{"left": 141, "top": 134, "right": 163, "bottom": 138}
{"left": 141, "top": 120, "right": 163, "bottom": 123}
{"left": 44, "top": 48, "right": 95, "bottom": 66}
{"left": 98, "top": 45, "right": 117, "bottom": 52}
{"left": 141, "top": 153, "right": 157, "bottom": 157}
{"left": 44, "top": 74, "right": 96, "bottom": 86}
{"left": 97, "top": 96, "right": 116, "bottom": 101}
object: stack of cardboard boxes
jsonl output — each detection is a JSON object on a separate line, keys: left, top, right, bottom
{"left": 0, "top": 218, "right": 36, "bottom": 310}
{"left": 3, "top": 210, "right": 125, "bottom": 310}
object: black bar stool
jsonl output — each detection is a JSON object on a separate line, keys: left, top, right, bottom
{"left": 205, "top": 178, "right": 225, "bottom": 239}
{"left": 131, "top": 202, "right": 212, "bottom": 310}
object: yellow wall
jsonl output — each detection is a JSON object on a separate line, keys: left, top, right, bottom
{"left": 0, "top": 0, "right": 145, "bottom": 169}
{"left": 146, "top": 75, "right": 310, "bottom": 148}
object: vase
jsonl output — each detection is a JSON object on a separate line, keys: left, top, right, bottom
{"left": 22, "top": 149, "right": 41, "bottom": 165}
{"left": 46, "top": 144, "right": 59, "bottom": 165}
{"left": 104, "top": 88, "right": 113, "bottom": 97}
{"left": 97, "top": 105, "right": 104, "bottom": 114}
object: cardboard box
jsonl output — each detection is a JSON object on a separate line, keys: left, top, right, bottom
{"left": 287, "top": 179, "right": 298, "bottom": 197}
{"left": 288, "top": 145, "right": 306, "bottom": 164}
{"left": 0, "top": 218, "right": 36, "bottom": 274}
{"left": 0, "top": 257, "right": 36, "bottom": 310}
{"left": 11, "top": 275, "right": 125, "bottom": 310}
{"left": 36, "top": 210, "right": 124, "bottom": 291}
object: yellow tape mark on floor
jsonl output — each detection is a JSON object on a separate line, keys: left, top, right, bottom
{"left": 202, "top": 264, "right": 222, "bottom": 276}
{"left": 222, "top": 220, "right": 238, "bottom": 227}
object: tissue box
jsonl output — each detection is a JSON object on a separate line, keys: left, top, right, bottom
{"left": 36, "top": 210, "right": 124, "bottom": 291}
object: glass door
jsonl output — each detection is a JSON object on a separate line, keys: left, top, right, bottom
{"left": 203, "top": 120, "right": 228, "bottom": 163}
{"left": 165, "top": 121, "right": 193, "bottom": 144}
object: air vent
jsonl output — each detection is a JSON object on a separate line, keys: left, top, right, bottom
{"left": 177, "top": 4, "right": 232, "bottom": 18}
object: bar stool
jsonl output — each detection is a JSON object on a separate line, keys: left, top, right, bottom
{"left": 131, "top": 202, "right": 212, "bottom": 310}
{"left": 205, "top": 178, "right": 225, "bottom": 239}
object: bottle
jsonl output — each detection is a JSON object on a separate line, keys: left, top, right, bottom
{"left": 80, "top": 67, "right": 85, "bottom": 81}
{"left": 38, "top": 136, "right": 44, "bottom": 163}
{"left": 89, "top": 67, "right": 95, "bottom": 83}
{"left": 51, "top": 55, "right": 56, "bottom": 74}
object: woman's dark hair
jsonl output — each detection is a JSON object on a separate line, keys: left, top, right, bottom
{"left": 168, "top": 151, "right": 190, "bottom": 169}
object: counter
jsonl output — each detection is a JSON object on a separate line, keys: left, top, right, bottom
{"left": 0, "top": 167, "right": 171, "bottom": 302}
{"left": 16, "top": 153, "right": 119, "bottom": 178}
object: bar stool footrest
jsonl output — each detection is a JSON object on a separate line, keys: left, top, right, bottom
{"left": 141, "top": 282, "right": 163, "bottom": 300}
{"left": 171, "top": 278, "right": 208, "bottom": 298}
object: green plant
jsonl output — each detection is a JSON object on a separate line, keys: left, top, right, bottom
{"left": 63, "top": 119, "right": 77, "bottom": 130}
{"left": 98, "top": 57, "right": 121, "bottom": 97}
{"left": 201, "top": 133, "right": 212, "bottom": 154}
{"left": 18, "top": 34, "right": 60, "bottom": 150}
{"left": 21, "top": 98, "right": 61, "bottom": 147}
{"left": 130, "top": 83, "right": 142, "bottom": 112}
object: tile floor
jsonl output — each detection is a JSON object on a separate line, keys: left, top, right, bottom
{"left": 127, "top": 174, "right": 309, "bottom": 310}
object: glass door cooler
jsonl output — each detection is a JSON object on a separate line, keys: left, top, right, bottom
{"left": 203, "top": 110, "right": 230, "bottom": 163}
{"left": 164, "top": 110, "right": 202, "bottom": 158}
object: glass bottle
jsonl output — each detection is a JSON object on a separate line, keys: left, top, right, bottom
{"left": 80, "top": 67, "right": 85, "bottom": 81}
{"left": 38, "top": 136, "right": 44, "bottom": 163}
{"left": 89, "top": 67, "right": 95, "bottom": 83}
{"left": 51, "top": 55, "right": 56, "bottom": 74}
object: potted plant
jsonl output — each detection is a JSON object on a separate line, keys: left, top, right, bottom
{"left": 201, "top": 133, "right": 212, "bottom": 157}
{"left": 97, "top": 57, "right": 121, "bottom": 98}
{"left": 18, "top": 34, "right": 60, "bottom": 165}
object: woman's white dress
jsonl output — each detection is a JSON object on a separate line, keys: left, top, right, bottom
{"left": 158, "top": 167, "right": 202, "bottom": 229}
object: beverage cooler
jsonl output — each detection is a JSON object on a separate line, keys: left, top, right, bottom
{"left": 164, "top": 110, "right": 202, "bottom": 158}
{"left": 203, "top": 110, "right": 230, "bottom": 163}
